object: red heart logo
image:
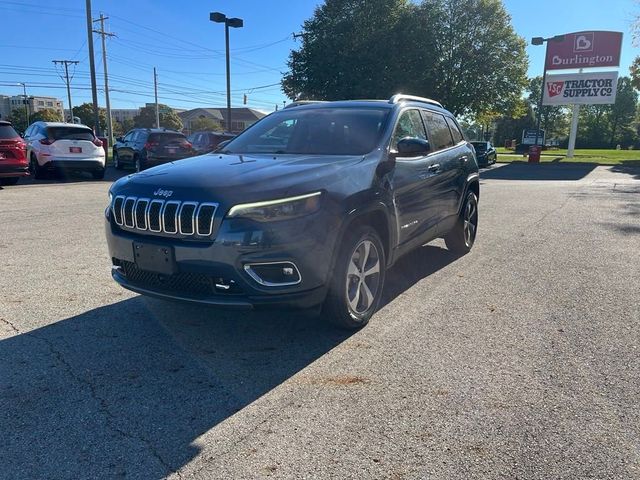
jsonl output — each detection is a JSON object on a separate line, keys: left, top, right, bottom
{"left": 547, "top": 81, "right": 564, "bottom": 97}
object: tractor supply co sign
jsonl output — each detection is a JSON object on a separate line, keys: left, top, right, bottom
{"left": 545, "top": 31, "right": 622, "bottom": 70}
{"left": 543, "top": 71, "right": 618, "bottom": 106}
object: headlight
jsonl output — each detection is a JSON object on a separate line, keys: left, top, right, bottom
{"left": 108, "top": 191, "right": 113, "bottom": 204}
{"left": 227, "top": 192, "right": 322, "bottom": 222}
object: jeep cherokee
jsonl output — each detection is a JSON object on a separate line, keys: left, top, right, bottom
{"left": 105, "top": 95, "right": 479, "bottom": 329}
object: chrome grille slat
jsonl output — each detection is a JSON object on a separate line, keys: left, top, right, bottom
{"left": 110, "top": 196, "right": 218, "bottom": 238}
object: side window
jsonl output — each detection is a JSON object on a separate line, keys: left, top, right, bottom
{"left": 391, "top": 109, "right": 426, "bottom": 150}
{"left": 24, "top": 125, "right": 33, "bottom": 137}
{"left": 445, "top": 117, "right": 464, "bottom": 144}
{"left": 123, "top": 132, "right": 133, "bottom": 142}
{"left": 423, "top": 112, "right": 454, "bottom": 151}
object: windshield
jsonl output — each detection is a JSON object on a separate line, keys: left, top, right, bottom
{"left": 222, "top": 107, "right": 390, "bottom": 155}
{"left": 48, "top": 127, "right": 95, "bottom": 141}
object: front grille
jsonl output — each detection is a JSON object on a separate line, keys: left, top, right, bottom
{"left": 116, "top": 260, "right": 243, "bottom": 296}
{"left": 112, "top": 195, "right": 218, "bottom": 238}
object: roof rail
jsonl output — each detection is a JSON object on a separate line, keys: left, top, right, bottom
{"left": 389, "top": 94, "right": 443, "bottom": 108}
{"left": 283, "top": 100, "right": 328, "bottom": 109}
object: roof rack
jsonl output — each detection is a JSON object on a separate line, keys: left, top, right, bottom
{"left": 283, "top": 100, "right": 328, "bottom": 109}
{"left": 389, "top": 94, "right": 443, "bottom": 108}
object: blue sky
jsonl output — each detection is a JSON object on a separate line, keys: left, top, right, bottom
{"left": 0, "top": 0, "right": 636, "bottom": 113}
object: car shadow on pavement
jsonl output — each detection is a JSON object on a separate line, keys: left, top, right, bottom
{"left": 380, "top": 244, "right": 458, "bottom": 308}
{"left": 0, "top": 297, "right": 353, "bottom": 478}
{"left": 5, "top": 166, "right": 128, "bottom": 187}
{"left": 482, "top": 162, "right": 598, "bottom": 181}
{"left": 610, "top": 160, "right": 640, "bottom": 180}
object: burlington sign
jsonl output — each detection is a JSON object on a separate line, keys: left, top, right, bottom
{"left": 545, "top": 31, "right": 623, "bottom": 70}
{"left": 543, "top": 71, "right": 618, "bottom": 106}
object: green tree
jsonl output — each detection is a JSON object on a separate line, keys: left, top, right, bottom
{"left": 631, "top": 56, "right": 640, "bottom": 91}
{"left": 134, "top": 104, "right": 183, "bottom": 131}
{"left": 608, "top": 77, "right": 638, "bottom": 146}
{"left": 8, "top": 107, "right": 29, "bottom": 132}
{"left": 283, "top": 0, "right": 528, "bottom": 117}
{"left": 493, "top": 103, "right": 536, "bottom": 148}
{"left": 29, "top": 108, "right": 62, "bottom": 123}
{"left": 190, "top": 117, "right": 221, "bottom": 132}
{"left": 527, "top": 76, "right": 569, "bottom": 141}
{"left": 121, "top": 118, "right": 135, "bottom": 133}
{"left": 72, "top": 103, "right": 106, "bottom": 130}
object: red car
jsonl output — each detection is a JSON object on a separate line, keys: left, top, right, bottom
{"left": 0, "top": 120, "right": 28, "bottom": 185}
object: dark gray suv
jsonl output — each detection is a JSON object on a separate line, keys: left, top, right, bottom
{"left": 105, "top": 95, "right": 479, "bottom": 329}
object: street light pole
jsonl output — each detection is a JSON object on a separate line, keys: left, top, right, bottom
{"left": 531, "top": 35, "right": 565, "bottom": 151}
{"left": 18, "top": 82, "right": 29, "bottom": 127}
{"left": 210, "top": 12, "right": 243, "bottom": 133}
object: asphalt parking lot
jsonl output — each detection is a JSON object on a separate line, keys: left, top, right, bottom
{"left": 1, "top": 163, "right": 639, "bottom": 479}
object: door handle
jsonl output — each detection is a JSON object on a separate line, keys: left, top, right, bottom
{"left": 460, "top": 156, "right": 469, "bottom": 163}
{"left": 427, "top": 163, "right": 440, "bottom": 172}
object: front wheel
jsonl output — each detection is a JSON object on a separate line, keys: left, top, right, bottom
{"left": 444, "top": 191, "right": 478, "bottom": 255}
{"left": 135, "top": 156, "right": 145, "bottom": 172}
{"left": 322, "top": 226, "right": 386, "bottom": 329}
{"left": 113, "top": 150, "right": 122, "bottom": 170}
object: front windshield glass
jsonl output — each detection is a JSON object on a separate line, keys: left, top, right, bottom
{"left": 222, "top": 107, "right": 390, "bottom": 155}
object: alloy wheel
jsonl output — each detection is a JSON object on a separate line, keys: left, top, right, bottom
{"left": 463, "top": 196, "right": 478, "bottom": 247}
{"left": 345, "top": 239, "right": 381, "bottom": 314}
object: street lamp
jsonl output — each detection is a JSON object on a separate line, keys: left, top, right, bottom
{"left": 210, "top": 12, "right": 243, "bottom": 133}
{"left": 18, "top": 82, "right": 29, "bottom": 128}
{"left": 530, "top": 35, "right": 565, "bottom": 150}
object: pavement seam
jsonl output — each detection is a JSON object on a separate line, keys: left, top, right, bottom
{"left": 19, "top": 328, "right": 184, "bottom": 479}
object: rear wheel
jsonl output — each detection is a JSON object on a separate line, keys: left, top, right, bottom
{"left": 113, "top": 150, "right": 122, "bottom": 170}
{"left": 0, "top": 177, "right": 19, "bottom": 186}
{"left": 444, "top": 191, "right": 478, "bottom": 255}
{"left": 92, "top": 168, "right": 105, "bottom": 180}
{"left": 30, "top": 154, "right": 45, "bottom": 180}
{"left": 135, "top": 155, "right": 146, "bottom": 172}
{"left": 322, "top": 226, "right": 386, "bottom": 329}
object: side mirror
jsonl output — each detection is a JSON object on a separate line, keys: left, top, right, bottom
{"left": 396, "top": 137, "right": 430, "bottom": 157}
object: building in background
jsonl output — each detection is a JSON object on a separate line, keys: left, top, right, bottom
{"left": 178, "top": 107, "right": 266, "bottom": 134}
{"left": 110, "top": 108, "right": 140, "bottom": 124}
{"left": 0, "top": 94, "right": 64, "bottom": 121}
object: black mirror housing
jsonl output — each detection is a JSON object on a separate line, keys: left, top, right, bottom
{"left": 396, "top": 137, "right": 430, "bottom": 157}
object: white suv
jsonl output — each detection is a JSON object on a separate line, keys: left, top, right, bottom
{"left": 24, "top": 122, "right": 105, "bottom": 179}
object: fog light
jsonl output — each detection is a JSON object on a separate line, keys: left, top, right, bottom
{"left": 244, "top": 262, "right": 301, "bottom": 287}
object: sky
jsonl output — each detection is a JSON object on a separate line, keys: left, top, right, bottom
{"left": 0, "top": 0, "right": 637, "bottom": 114}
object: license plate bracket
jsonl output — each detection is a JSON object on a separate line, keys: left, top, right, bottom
{"left": 69, "top": 146, "right": 82, "bottom": 153}
{"left": 133, "top": 242, "right": 177, "bottom": 275}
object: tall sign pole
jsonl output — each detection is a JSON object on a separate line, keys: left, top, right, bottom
{"left": 85, "top": 0, "right": 101, "bottom": 136}
{"left": 566, "top": 68, "right": 583, "bottom": 158}
{"left": 93, "top": 13, "right": 116, "bottom": 145}
{"left": 154, "top": 67, "right": 160, "bottom": 128}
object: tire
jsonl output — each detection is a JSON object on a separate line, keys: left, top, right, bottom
{"left": 0, "top": 177, "right": 19, "bottom": 186}
{"left": 322, "top": 225, "right": 386, "bottom": 329}
{"left": 113, "top": 150, "right": 122, "bottom": 170}
{"left": 92, "top": 168, "right": 105, "bottom": 180}
{"left": 30, "top": 154, "right": 45, "bottom": 180}
{"left": 135, "top": 156, "right": 145, "bottom": 172}
{"left": 444, "top": 190, "right": 478, "bottom": 255}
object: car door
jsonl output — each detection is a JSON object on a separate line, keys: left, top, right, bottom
{"left": 118, "top": 131, "right": 136, "bottom": 162}
{"left": 421, "top": 111, "right": 462, "bottom": 221}
{"left": 390, "top": 109, "right": 445, "bottom": 248}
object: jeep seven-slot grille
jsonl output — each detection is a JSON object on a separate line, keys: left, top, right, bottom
{"left": 112, "top": 195, "right": 217, "bottom": 237}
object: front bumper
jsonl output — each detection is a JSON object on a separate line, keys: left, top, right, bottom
{"left": 105, "top": 210, "right": 340, "bottom": 309}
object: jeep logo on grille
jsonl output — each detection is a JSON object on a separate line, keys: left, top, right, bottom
{"left": 153, "top": 188, "right": 173, "bottom": 198}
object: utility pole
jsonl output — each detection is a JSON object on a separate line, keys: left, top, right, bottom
{"left": 153, "top": 67, "right": 160, "bottom": 128}
{"left": 93, "top": 13, "right": 116, "bottom": 145}
{"left": 85, "top": 0, "right": 101, "bottom": 136}
{"left": 52, "top": 60, "right": 79, "bottom": 122}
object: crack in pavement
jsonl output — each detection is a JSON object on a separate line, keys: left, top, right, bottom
{"left": 11, "top": 327, "right": 183, "bottom": 479}
{"left": 0, "top": 316, "right": 20, "bottom": 335}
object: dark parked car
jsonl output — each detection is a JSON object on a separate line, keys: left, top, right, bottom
{"left": 112, "top": 128, "right": 193, "bottom": 172}
{"left": 471, "top": 141, "right": 497, "bottom": 166}
{"left": 0, "top": 120, "right": 29, "bottom": 185}
{"left": 105, "top": 95, "right": 479, "bottom": 329}
{"left": 187, "top": 131, "right": 235, "bottom": 155}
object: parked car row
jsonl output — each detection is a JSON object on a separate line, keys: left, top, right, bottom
{"left": 0, "top": 120, "right": 237, "bottom": 184}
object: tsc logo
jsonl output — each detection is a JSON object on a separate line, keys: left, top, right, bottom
{"left": 574, "top": 33, "right": 593, "bottom": 53}
{"left": 547, "top": 81, "right": 564, "bottom": 98}
{"left": 153, "top": 188, "right": 173, "bottom": 198}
